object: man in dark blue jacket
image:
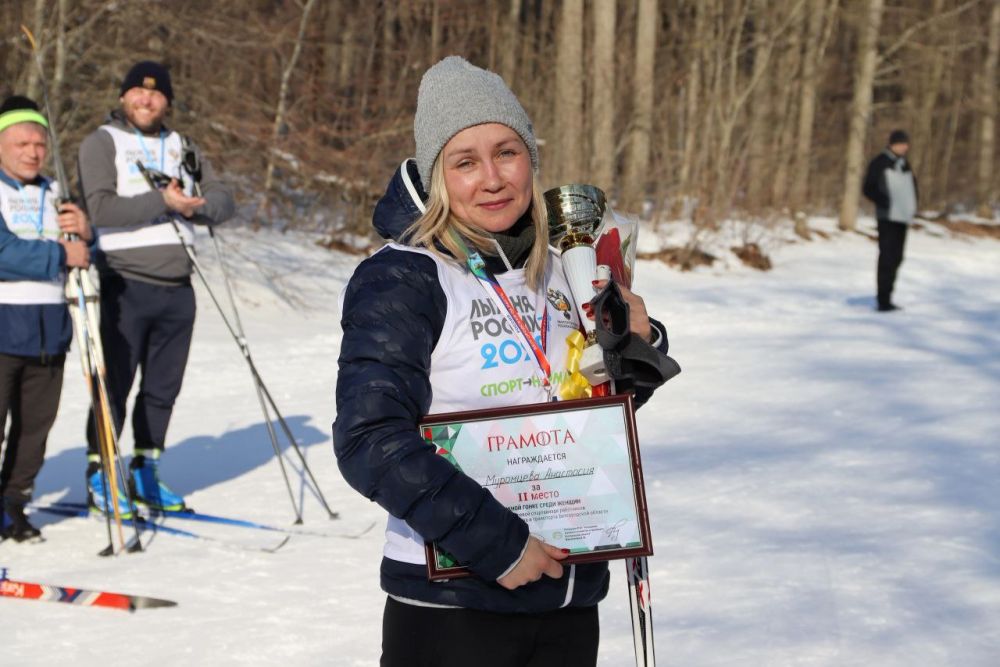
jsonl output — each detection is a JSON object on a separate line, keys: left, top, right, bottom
{"left": 0, "top": 96, "right": 92, "bottom": 541}
{"left": 863, "top": 129, "right": 917, "bottom": 312}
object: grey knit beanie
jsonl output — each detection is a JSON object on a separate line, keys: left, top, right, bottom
{"left": 414, "top": 56, "right": 538, "bottom": 191}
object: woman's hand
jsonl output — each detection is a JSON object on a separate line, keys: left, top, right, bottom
{"left": 584, "top": 279, "right": 653, "bottom": 343}
{"left": 497, "top": 535, "right": 568, "bottom": 590}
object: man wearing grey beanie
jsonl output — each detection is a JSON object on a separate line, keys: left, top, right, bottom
{"left": 335, "top": 55, "right": 673, "bottom": 667}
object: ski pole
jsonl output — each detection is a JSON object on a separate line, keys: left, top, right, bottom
{"left": 181, "top": 150, "right": 337, "bottom": 518}
{"left": 177, "top": 221, "right": 303, "bottom": 523}
{"left": 205, "top": 227, "right": 338, "bottom": 520}
{"left": 79, "top": 268, "right": 143, "bottom": 554}
{"left": 65, "top": 271, "right": 116, "bottom": 553}
{"left": 134, "top": 162, "right": 308, "bottom": 521}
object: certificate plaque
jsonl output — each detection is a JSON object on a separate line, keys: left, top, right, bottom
{"left": 420, "top": 394, "right": 652, "bottom": 580}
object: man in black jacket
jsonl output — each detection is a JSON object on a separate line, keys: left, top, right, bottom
{"left": 863, "top": 129, "right": 917, "bottom": 312}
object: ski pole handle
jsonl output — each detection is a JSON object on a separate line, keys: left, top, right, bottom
{"left": 135, "top": 161, "right": 174, "bottom": 190}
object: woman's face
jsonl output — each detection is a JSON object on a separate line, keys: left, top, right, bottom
{"left": 440, "top": 123, "right": 533, "bottom": 234}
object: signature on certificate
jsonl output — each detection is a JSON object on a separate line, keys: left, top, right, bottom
{"left": 600, "top": 519, "right": 628, "bottom": 546}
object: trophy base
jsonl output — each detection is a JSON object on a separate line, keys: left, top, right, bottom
{"left": 579, "top": 343, "right": 608, "bottom": 385}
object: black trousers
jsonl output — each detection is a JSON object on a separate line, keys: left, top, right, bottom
{"left": 0, "top": 353, "right": 65, "bottom": 504}
{"left": 86, "top": 275, "right": 195, "bottom": 456}
{"left": 877, "top": 219, "right": 908, "bottom": 307}
{"left": 381, "top": 596, "right": 600, "bottom": 667}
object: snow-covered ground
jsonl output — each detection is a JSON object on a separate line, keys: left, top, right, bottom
{"left": 2, "top": 216, "right": 998, "bottom": 666}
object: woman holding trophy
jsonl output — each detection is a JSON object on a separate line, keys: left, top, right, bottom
{"left": 334, "top": 56, "right": 674, "bottom": 666}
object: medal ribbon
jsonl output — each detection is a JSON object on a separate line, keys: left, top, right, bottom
{"left": 560, "top": 330, "right": 593, "bottom": 400}
{"left": 452, "top": 232, "right": 551, "bottom": 388}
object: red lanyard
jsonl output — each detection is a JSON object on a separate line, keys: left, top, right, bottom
{"left": 462, "top": 243, "right": 551, "bottom": 388}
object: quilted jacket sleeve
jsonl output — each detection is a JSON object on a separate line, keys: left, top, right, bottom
{"left": 333, "top": 248, "right": 530, "bottom": 580}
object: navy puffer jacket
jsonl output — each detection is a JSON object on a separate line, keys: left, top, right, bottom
{"left": 333, "top": 160, "right": 665, "bottom": 612}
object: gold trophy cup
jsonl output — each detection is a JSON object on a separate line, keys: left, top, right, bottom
{"left": 545, "top": 184, "right": 609, "bottom": 385}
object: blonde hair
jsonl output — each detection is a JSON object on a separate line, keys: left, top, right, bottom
{"left": 404, "top": 157, "right": 550, "bottom": 290}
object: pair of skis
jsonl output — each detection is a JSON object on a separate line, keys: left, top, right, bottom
{"left": 0, "top": 567, "right": 175, "bottom": 612}
{"left": 32, "top": 503, "right": 291, "bottom": 554}
{"left": 34, "top": 500, "right": 374, "bottom": 543}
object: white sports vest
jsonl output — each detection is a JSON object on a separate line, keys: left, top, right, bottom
{"left": 885, "top": 159, "right": 917, "bottom": 224}
{"left": 0, "top": 176, "right": 65, "bottom": 304}
{"left": 379, "top": 244, "right": 585, "bottom": 565}
{"left": 95, "top": 124, "right": 195, "bottom": 252}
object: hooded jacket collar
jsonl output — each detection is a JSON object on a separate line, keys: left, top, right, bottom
{"left": 0, "top": 167, "right": 50, "bottom": 190}
{"left": 372, "top": 158, "right": 427, "bottom": 241}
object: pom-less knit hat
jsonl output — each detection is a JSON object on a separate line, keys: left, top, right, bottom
{"left": 0, "top": 95, "right": 48, "bottom": 133}
{"left": 888, "top": 129, "right": 910, "bottom": 145}
{"left": 414, "top": 55, "right": 538, "bottom": 192}
{"left": 120, "top": 61, "right": 173, "bottom": 104}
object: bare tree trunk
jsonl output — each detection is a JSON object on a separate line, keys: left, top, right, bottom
{"left": 939, "top": 93, "right": 962, "bottom": 207}
{"left": 487, "top": 1, "right": 500, "bottom": 72}
{"left": 338, "top": 8, "right": 356, "bottom": 90}
{"left": 769, "top": 2, "right": 803, "bottom": 209}
{"left": 622, "top": 0, "right": 657, "bottom": 213}
{"left": 52, "top": 0, "right": 69, "bottom": 114}
{"left": 976, "top": 1, "right": 1000, "bottom": 217}
{"left": 590, "top": 0, "right": 616, "bottom": 191}
{"left": 838, "top": 0, "right": 884, "bottom": 232}
{"left": 926, "top": 15, "right": 962, "bottom": 206}
{"left": 554, "top": 0, "right": 584, "bottom": 184}
{"left": 501, "top": 0, "right": 522, "bottom": 83}
{"left": 790, "top": 0, "right": 830, "bottom": 218}
{"left": 680, "top": 0, "right": 705, "bottom": 200}
{"left": 745, "top": 0, "right": 775, "bottom": 211}
{"left": 262, "top": 0, "right": 319, "bottom": 211}
{"left": 430, "top": 0, "right": 441, "bottom": 64}
{"left": 358, "top": 9, "right": 380, "bottom": 118}
{"left": 25, "top": 0, "right": 47, "bottom": 100}
{"left": 911, "top": 0, "right": 947, "bottom": 205}
{"left": 708, "top": 0, "right": 771, "bottom": 223}
{"left": 380, "top": 1, "right": 398, "bottom": 102}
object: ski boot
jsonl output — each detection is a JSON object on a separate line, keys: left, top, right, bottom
{"left": 86, "top": 464, "right": 135, "bottom": 519}
{"left": 2, "top": 501, "right": 43, "bottom": 543}
{"left": 129, "top": 451, "right": 186, "bottom": 512}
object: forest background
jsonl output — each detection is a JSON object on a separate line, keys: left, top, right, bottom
{"left": 1, "top": 0, "right": 998, "bottom": 252}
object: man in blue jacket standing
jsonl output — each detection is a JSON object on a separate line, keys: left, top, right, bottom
{"left": 0, "top": 95, "right": 92, "bottom": 541}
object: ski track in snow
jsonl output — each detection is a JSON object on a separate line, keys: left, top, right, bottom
{"left": 1, "top": 217, "right": 998, "bottom": 666}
